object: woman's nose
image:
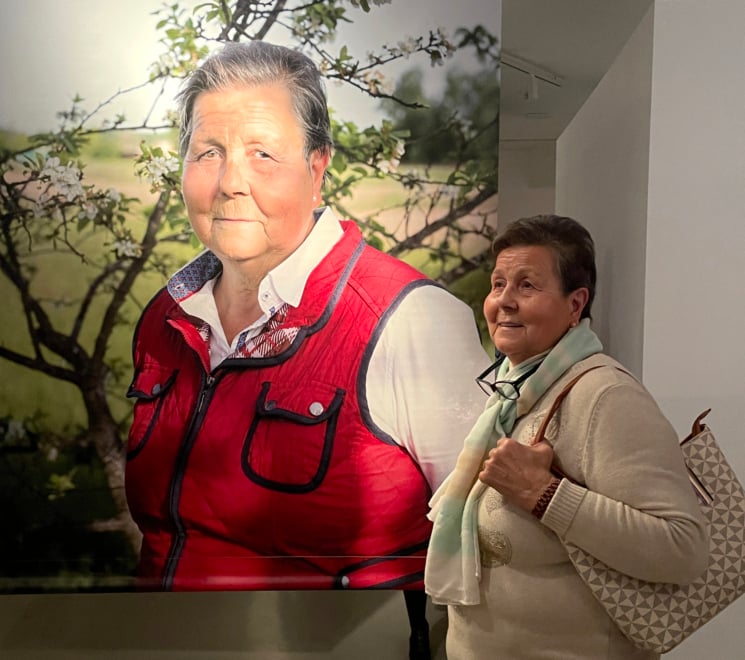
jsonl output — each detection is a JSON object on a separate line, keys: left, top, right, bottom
{"left": 485, "top": 285, "right": 515, "bottom": 320}
{"left": 219, "top": 156, "right": 251, "bottom": 197}
{"left": 496, "top": 284, "right": 517, "bottom": 309}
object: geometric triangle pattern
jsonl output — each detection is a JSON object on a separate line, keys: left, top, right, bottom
{"left": 565, "top": 424, "right": 745, "bottom": 653}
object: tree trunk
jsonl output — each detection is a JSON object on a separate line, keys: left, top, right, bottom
{"left": 82, "top": 374, "right": 142, "bottom": 556}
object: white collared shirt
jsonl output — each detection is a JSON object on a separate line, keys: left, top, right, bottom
{"left": 177, "top": 207, "right": 490, "bottom": 490}
{"left": 180, "top": 207, "right": 343, "bottom": 364}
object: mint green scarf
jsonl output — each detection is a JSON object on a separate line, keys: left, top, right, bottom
{"left": 424, "top": 319, "right": 603, "bottom": 605}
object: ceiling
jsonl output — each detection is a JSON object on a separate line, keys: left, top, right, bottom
{"left": 500, "top": 0, "right": 654, "bottom": 142}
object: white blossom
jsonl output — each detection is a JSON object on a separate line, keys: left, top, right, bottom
{"left": 435, "top": 27, "right": 452, "bottom": 43}
{"left": 106, "top": 188, "right": 122, "bottom": 203}
{"left": 397, "top": 37, "right": 419, "bottom": 57}
{"left": 39, "top": 156, "right": 85, "bottom": 202}
{"left": 5, "top": 419, "right": 26, "bottom": 442}
{"left": 141, "top": 154, "right": 180, "bottom": 186}
{"left": 393, "top": 139, "right": 406, "bottom": 160}
{"left": 376, "top": 140, "right": 405, "bottom": 174}
{"left": 112, "top": 239, "right": 142, "bottom": 258}
{"left": 162, "top": 108, "right": 180, "bottom": 126}
{"left": 78, "top": 201, "right": 99, "bottom": 221}
{"left": 459, "top": 118, "right": 477, "bottom": 140}
{"left": 432, "top": 27, "right": 456, "bottom": 63}
{"left": 156, "top": 51, "right": 179, "bottom": 73}
{"left": 361, "top": 69, "right": 393, "bottom": 95}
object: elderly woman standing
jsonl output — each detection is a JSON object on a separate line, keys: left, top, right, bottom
{"left": 124, "top": 41, "right": 489, "bottom": 659}
{"left": 425, "top": 215, "right": 708, "bottom": 659}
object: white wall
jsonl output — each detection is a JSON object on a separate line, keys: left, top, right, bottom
{"left": 555, "top": 7, "right": 654, "bottom": 376}
{"left": 642, "top": 0, "right": 745, "bottom": 454}
{"left": 497, "top": 139, "right": 556, "bottom": 231}
{"left": 556, "top": 1, "right": 745, "bottom": 657}
{"left": 643, "top": 4, "right": 745, "bottom": 651}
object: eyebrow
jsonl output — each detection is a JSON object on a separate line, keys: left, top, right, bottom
{"left": 491, "top": 266, "right": 541, "bottom": 278}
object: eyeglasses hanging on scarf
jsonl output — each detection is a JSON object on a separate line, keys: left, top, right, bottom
{"left": 475, "top": 351, "right": 541, "bottom": 399}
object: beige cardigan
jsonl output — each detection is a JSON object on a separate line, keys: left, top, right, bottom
{"left": 446, "top": 353, "right": 709, "bottom": 660}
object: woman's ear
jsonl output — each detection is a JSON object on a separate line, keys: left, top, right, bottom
{"left": 310, "top": 147, "right": 330, "bottom": 192}
{"left": 569, "top": 287, "right": 590, "bottom": 323}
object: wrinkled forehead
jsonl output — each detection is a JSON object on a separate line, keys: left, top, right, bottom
{"left": 186, "top": 81, "right": 307, "bottom": 148}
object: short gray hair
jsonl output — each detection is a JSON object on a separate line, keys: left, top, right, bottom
{"left": 176, "top": 41, "right": 333, "bottom": 161}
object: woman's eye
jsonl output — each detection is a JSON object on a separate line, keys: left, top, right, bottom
{"left": 491, "top": 280, "right": 505, "bottom": 291}
{"left": 519, "top": 281, "right": 536, "bottom": 291}
{"left": 254, "top": 150, "right": 271, "bottom": 160}
{"left": 198, "top": 148, "right": 220, "bottom": 161}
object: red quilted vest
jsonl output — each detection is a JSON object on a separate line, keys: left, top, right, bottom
{"left": 125, "top": 222, "right": 436, "bottom": 590}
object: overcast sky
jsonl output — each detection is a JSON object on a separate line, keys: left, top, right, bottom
{"left": 0, "top": 0, "right": 499, "bottom": 134}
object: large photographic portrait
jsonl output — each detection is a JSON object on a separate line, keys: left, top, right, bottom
{"left": 0, "top": 0, "right": 499, "bottom": 596}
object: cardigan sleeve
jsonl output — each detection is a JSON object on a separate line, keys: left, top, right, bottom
{"left": 540, "top": 378, "right": 709, "bottom": 584}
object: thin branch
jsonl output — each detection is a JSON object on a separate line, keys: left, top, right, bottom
{"left": 0, "top": 225, "right": 45, "bottom": 361}
{"left": 91, "top": 191, "right": 170, "bottom": 366}
{"left": 0, "top": 345, "right": 78, "bottom": 383}
{"left": 142, "top": 76, "right": 169, "bottom": 127}
{"left": 387, "top": 187, "right": 495, "bottom": 257}
{"left": 254, "top": 0, "right": 287, "bottom": 41}
{"left": 325, "top": 74, "right": 427, "bottom": 108}
{"left": 71, "top": 261, "right": 126, "bottom": 344}
{"left": 78, "top": 78, "right": 170, "bottom": 128}
{"left": 438, "top": 247, "right": 492, "bottom": 286}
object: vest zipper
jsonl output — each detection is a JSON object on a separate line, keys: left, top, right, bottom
{"left": 161, "top": 372, "right": 217, "bottom": 590}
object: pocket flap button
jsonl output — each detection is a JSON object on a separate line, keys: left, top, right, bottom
{"left": 151, "top": 383, "right": 162, "bottom": 395}
{"left": 309, "top": 401, "right": 324, "bottom": 416}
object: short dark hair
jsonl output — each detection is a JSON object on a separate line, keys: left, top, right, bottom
{"left": 176, "top": 41, "right": 333, "bottom": 161}
{"left": 491, "top": 214, "right": 596, "bottom": 319}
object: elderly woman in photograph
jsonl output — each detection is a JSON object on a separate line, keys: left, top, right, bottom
{"left": 124, "top": 41, "right": 490, "bottom": 659}
{"left": 425, "top": 214, "right": 708, "bottom": 659}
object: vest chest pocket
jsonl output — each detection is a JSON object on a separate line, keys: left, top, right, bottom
{"left": 126, "top": 364, "right": 178, "bottom": 459}
{"left": 243, "top": 381, "right": 346, "bottom": 493}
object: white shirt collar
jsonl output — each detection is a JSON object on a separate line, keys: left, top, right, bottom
{"left": 178, "top": 206, "right": 344, "bottom": 350}
{"left": 259, "top": 206, "right": 343, "bottom": 313}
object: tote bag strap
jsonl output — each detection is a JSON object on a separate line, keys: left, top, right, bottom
{"left": 533, "top": 365, "right": 605, "bottom": 444}
{"left": 532, "top": 364, "right": 632, "bottom": 481}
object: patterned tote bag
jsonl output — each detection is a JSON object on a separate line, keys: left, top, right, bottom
{"left": 536, "top": 371, "right": 745, "bottom": 653}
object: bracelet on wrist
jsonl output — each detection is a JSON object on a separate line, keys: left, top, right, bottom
{"left": 531, "top": 476, "right": 561, "bottom": 519}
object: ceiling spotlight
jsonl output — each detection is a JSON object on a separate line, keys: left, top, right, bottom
{"left": 525, "top": 73, "right": 540, "bottom": 101}
{"left": 502, "top": 50, "right": 564, "bottom": 88}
